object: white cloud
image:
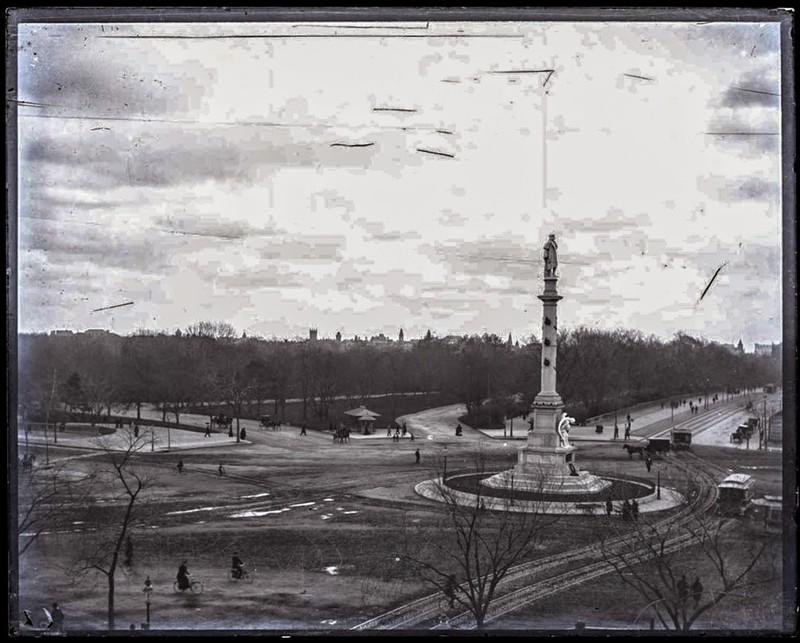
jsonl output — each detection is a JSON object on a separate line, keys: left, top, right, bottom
{"left": 15, "top": 20, "right": 784, "bottom": 345}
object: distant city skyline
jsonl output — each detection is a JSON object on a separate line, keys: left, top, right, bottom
{"left": 16, "top": 19, "right": 785, "bottom": 349}
{"left": 31, "top": 324, "right": 783, "bottom": 354}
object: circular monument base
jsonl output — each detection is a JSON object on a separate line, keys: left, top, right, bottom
{"left": 480, "top": 467, "right": 612, "bottom": 495}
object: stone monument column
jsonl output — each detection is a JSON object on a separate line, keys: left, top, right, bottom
{"left": 481, "top": 234, "right": 610, "bottom": 494}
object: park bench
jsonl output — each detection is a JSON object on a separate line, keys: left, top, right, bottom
{"left": 574, "top": 503, "right": 602, "bottom": 516}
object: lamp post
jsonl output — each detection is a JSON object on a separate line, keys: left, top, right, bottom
{"left": 44, "top": 422, "right": 50, "bottom": 465}
{"left": 443, "top": 445, "right": 448, "bottom": 481}
{"left": 143, "top": 576, "right": 153, "bottom": 630}
{"left": 656, "top": 469, "right": 661, "bottom": 500}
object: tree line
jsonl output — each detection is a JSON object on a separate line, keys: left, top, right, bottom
{"left": 17, "top": 323, "right": 780, "bottom": 429}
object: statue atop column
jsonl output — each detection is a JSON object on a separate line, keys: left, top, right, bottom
{"left": 543, "top": 233, "right": 558, "bottom": 277}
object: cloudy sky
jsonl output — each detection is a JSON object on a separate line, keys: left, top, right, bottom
{"left": 16, "top": 18, "right": 784, "bottom": 347}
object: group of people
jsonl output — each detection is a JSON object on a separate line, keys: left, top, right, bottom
{"left": 387, "top": 423, "right": 414, "bottom": 441}
{"left": 677, "top": 573, "right": 704, "bottom": 608}
{"left": 175, "top": 554, "right": 247, "bottom": 589}
{"left": 23, "top": 602, "right": 64, "bottom": 632}
{"left": 621, "top": 498, "right": 640, "bottom": 521}
{"left": 612, "top": 414, "right": 633, "bottom": 440}
{"left": 20, "top": 453, "right": 36, "bottom": 472}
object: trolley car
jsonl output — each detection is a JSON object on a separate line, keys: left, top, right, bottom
{"left": 716, "top": 473, "right": 756, "bottom": 517}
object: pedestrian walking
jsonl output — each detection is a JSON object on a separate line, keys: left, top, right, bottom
{"left": 613, "top": 425, "right": 619, "bottom": 440}
{"left": 204, "top": 423, "right": 211, "bottom": 437}
{"left": 645, "top": 455, "right": 653, "bottom": 472}
{"left": 177, "top": 460, "right": 184, "bottom": 475}
{"left": 677, "top": 574, "right": 688, "bottom": 604}
{"left": 300, "top": 426, "right": 307, "bottom": 436}
{"left": 691, "top": 576, "right": 703, "bottom": 608}
{"left": 631, "top": 499, "right": 639, "bottom": 521}
{"left": 622, "top": 499, "right": 632, "bottom": 522}
{"left": 124, "top": 536, "right": 133, "bottom": 567}
{"left": 444, "top": 574, "right": 457, "bottom": 609}
{"left": 50, "top": 602, "right": 65, "bottom": 632}
{"left": 240, "top": 427, "right": 246, "bottom": 440}
{"left": 605, "top": 498, "right": 613, "bottom": 516}
{"left": 218, "top": 463, "right": 225, "bottom": 476}
{"left": 415, "top": 449, "right": 420, "bottom": 464}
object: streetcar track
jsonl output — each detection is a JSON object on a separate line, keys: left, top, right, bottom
{"left": 353, "top": 452, "right": 721, "bottom": 630}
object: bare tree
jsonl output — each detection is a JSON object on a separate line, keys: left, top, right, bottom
{"left": 401, "top": 456, "right": 556, "bottom": 629}
{"left": 599, "top": 483, "right": 766, "bottom": 631}
{"left": 17, "top": 461, "right": 77, "bottom": 557}
{"left": 68, "top": 428, "right": 155, "bottom": 630}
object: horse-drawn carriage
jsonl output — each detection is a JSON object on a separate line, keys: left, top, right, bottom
{"left": 731, "top": 417, "right": 759, "bottom": 444}
{"left": 670, "top": 428, "right": 693, "bottom": 450}
{"left": 648, "top": 437, "right": 672, "bottom": 455}
{"left": 260, "top": 415, "right": 282, "bottom": 430}
{"left": 211, "top": 414, "right": 233, "bottom": 432}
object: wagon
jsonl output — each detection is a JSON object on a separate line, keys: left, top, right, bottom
{"left": 671, "top": 428, "right": 692, "bottom": 449}
{"left": 648, "top": 437, "right": 671, "bottom": 455}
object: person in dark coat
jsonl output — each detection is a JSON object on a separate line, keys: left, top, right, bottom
{"left": 677, "top": 574, "right": 688, "bottom": 604}
{"left": 444, "top": 574, "right": 457, "bottom": 609}
{"left": 691, "top": 577, "right": 703, "bottom": 607}
{"left": 50, "top": 603, "right": 65, "bottom": 631}
{"left": 176, "top": 561, "right": 190, "bottom": 590}
{"left": 415, "top": 449, "right": 420, "bottom": 464}
{"left": 605, "top": 498, "right": 613, "bottom": 516}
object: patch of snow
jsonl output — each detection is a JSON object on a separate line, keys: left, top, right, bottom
{"left": 240, "top": 492, "right": 271, "bottom": 499}
{"left": 230, "top": 508, "right": 290, "bottom": 518}
{"left": 324, "top": 566, "right": 338, "bottom": 575}
{"left": 166, "top": 506, "right": 217, "bottom": 516}
{"left": 290, "top": 501, "right": 315, "bottom": 508}
{"left": 343, "top": 511, "right": 358, "bottom": 515}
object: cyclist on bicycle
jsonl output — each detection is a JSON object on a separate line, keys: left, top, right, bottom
{"left": 176, "top": 560, "right": 191, "bottom": 590}
{"left": 231, "top": 553, "right": 245, "bottom": 580}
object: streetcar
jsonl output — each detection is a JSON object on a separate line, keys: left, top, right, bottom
{"left": 716, "top": 473, "right": 756, "bottom": 517}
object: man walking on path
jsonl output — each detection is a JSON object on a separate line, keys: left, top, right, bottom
{"left": 645, "top": 454, "right": 653, "bottom": 472}
{"left": 691, "top": 577, "right": 703, "bottom": 607}
{"left": 677, "top": 574, "right": 688, "bottom": 605}
{"left": 50, "top": 603, "right": 65, "bottom": 632}
{"left": 415, "top": 449, "right": 420, "bottom": 464}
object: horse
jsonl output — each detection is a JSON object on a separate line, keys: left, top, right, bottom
{"left": 623, "top": 444, "right": 648, "bottom": 460}
{"left": 332, "top": 427, "right": 350, "bottom": 444}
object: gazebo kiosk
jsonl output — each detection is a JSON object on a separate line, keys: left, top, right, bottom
{"left": 344, "top": 405, "right": 381, "bottom": 435}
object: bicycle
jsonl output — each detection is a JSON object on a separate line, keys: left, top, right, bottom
{"left": 228, "top": 568, "right": 254, "bottom": 584}
{"left": 173, "top": 577, "right": 204, "bottom": 594}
